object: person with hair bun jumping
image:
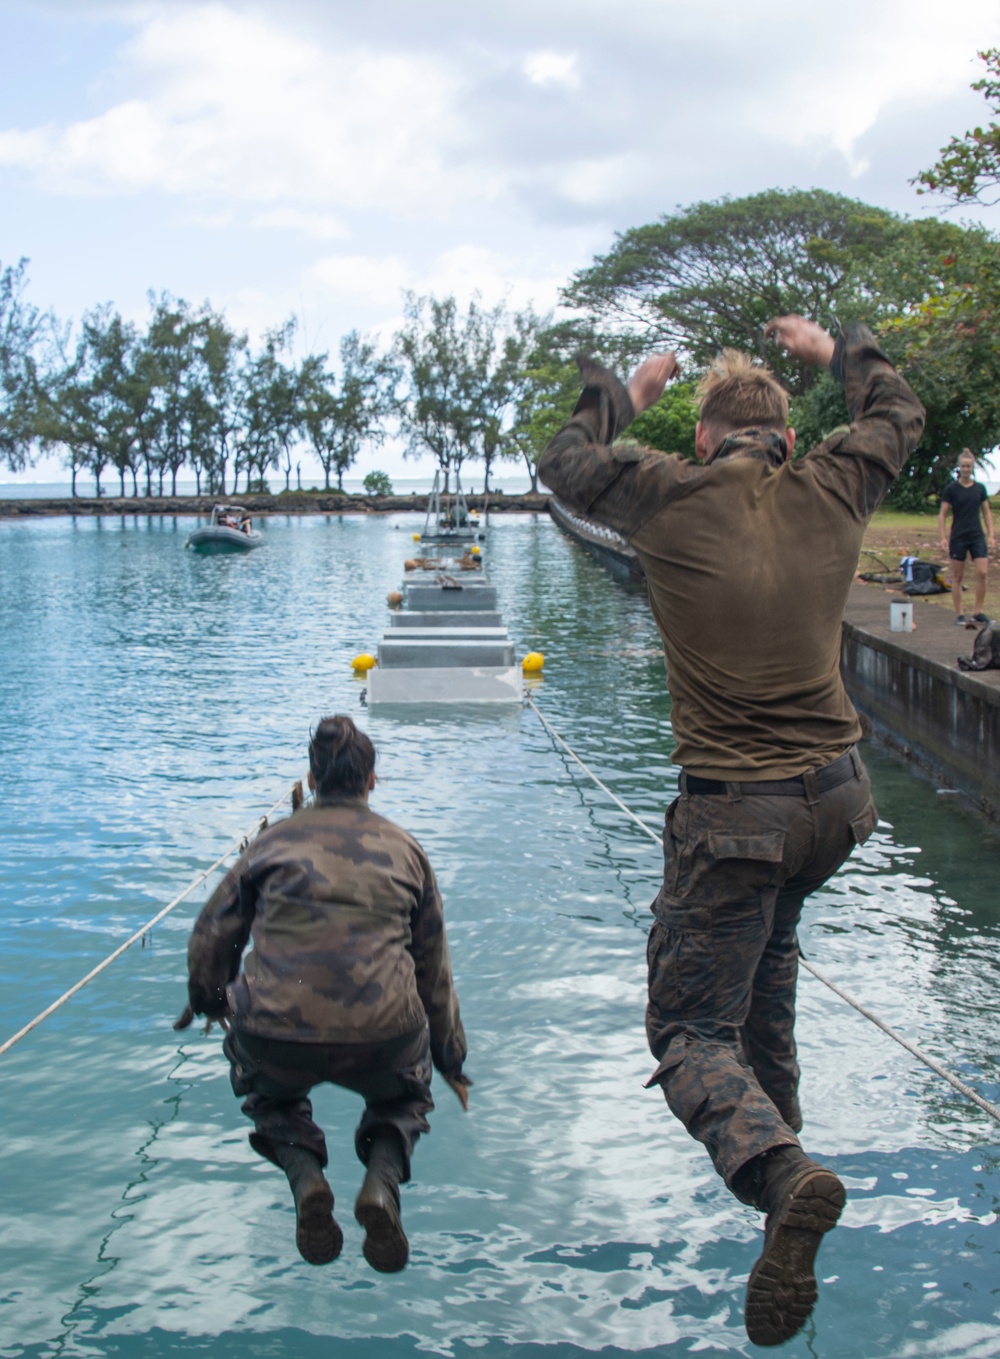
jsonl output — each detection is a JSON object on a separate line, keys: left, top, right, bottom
{"left": 177, "top": 715, "right": 469, "bottom": 1273}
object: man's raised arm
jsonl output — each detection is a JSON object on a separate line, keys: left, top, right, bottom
{"left": 766, "top": 315, "right": 925, "bottom": 515}
{"left": 537, "top": 352, "right": 680, "bottom": 539}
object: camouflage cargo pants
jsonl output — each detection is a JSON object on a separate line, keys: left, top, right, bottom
{"left": 224, "top": 1024, "right": 434, "bottom": 1181}
{"left": 645, "top": 750, "right": 877, "bottom": 1194}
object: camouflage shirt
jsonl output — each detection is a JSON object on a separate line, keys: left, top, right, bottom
{"left": 537, "top": 325, "right": 925, "bottom": 779}
{"left": 185, "top": 792, "right": 466, "bottom": 1076}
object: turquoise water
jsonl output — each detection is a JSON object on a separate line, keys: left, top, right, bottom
{"left": 1, "top": 510, "right": 999, "bottom": 1359}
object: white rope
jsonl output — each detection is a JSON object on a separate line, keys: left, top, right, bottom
{"left": 794, "top": 957, "right": 1000, "bottom": 1124}
{"left": 526, "top": 696, "right": 664, "bottom": 848}
{"left": 525, "top": 694, "right": 1000, "bottom": 1127}
{"left": 0, "top": 780, "right": 306, "bottom": 1059}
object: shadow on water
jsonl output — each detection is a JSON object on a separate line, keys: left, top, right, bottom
{"left": 43, "top": 1049, "right": 197, "bottom": 1359}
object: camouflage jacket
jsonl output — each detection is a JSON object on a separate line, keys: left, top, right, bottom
{"left": 537, "top": 326, "right": 925, "bottom": 779}
{"left": 185, "top": 793, "right": 466, "bottom": 1076}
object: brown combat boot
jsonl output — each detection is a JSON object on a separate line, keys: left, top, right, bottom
{"left": 743, "top": 1146, "right": 845, "bottom": 1347}
{"left": 274, "top": 1144, "right": 343, "bottom": 1266}
{"left": 354, "top": 1130, "right": 409, "bottom": 1273}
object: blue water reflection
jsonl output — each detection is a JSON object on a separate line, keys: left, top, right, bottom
{"left": 1, "top": 511, "right": 999, "bottom": 1358}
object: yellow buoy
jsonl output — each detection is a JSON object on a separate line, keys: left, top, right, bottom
{"left": 521, "top": 652, "right": 544, "bottom": 674}
{"left": 352, "top": 653, "right": 377, "bottom": 672}
{"left": 471, "top": 545, "right": 481, "bottom": 555}
{"left": 412, "top": 533, "right": 421, "bottom": 541}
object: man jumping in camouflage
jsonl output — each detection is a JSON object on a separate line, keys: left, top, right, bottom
{"left": 176, "top": 715, "right": 469, "bottom": 1272}
{"left": 538, "top": 317, "right": 923, "bottom": 1345}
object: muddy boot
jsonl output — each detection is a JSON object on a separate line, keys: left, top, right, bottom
{"left": 742, "top": 1145, "right": 845, "bottom": 1347}
{"left": 274, "top": 1144, "right": 343, "bottom": 1266}
{"left": 355, "top": 1130, "right": 409, "bottom": 1273}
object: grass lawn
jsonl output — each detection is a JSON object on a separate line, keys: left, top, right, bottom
{"left": 860, "top": 503, "right": 1000, "bottom": 619}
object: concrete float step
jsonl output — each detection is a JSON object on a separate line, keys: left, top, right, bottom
{"left": 367, "top": 665, "right": 522, "bottom": 705}
{"left": 377, "top": 638, "right": 516, "bottom": 668}
{"left": 385, "top": 627, "right": 510, "bottom": 640}
{"left": 403, "top": 583, "right": 498, "bottom": 611}
{"left": 390, "top": 610, "right": 504, "bottom": 629}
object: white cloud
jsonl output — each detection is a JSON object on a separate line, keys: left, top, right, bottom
{"left": 735, "top": 0, "right": 1000, "bottom": 173}
{"left": 309, "top": 252, "right": 412, "bottom": 310}
{"left": 3, "top": 0, "right": 998, "bottom": 232}
{"left": 307, "top": 242, "right": 567, "bottom": 318}
{"left": 252, "top": 209, "right": 350, "bottom": 240}
{"left": 523, "top": 51, "right": 580, "bottom": 90}
{"left": 549, "top": 153, "right": 642, "bottom": 208}
{"left": 0, "top": 4, "right": 483, "bottom": 216}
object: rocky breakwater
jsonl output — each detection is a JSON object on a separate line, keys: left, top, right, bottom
{"left": 0, "top": 490, "right": 549, "bottom": 519}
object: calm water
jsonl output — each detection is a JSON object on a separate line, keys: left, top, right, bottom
{"left": 1, "top": 511, "right": 999, "bottom": 1359}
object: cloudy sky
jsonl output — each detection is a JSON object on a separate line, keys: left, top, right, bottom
{"left": 2, "top": 0, "right": 999, "bottom": 484}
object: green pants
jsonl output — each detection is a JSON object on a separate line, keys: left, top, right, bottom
{"left": 645, "top": 752, "right": 877, "bottom": 1192}
{"left": 224, "top": 1024, "right": 433, "bottom": 1180}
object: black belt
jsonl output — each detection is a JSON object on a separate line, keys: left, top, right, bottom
{"left": 681, "top": 748, "right": 860, "bottom": 798}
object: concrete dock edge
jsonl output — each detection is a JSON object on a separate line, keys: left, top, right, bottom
{"left": 841, "top": 582, "right": 1000, "bottom": 821}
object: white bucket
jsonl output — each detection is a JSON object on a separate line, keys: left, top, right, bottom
{"left": 890, "top": 601, "right": 914, "bottom": 632}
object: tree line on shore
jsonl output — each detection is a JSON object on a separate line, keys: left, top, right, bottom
{"left": 2, "top": 52, "right": 998, "bottom": 508}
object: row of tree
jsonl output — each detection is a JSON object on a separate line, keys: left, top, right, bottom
{"left": 0, "top": 273, "right": 396, "bottom": 497}
{"left": 2, "top": 50, "right": 999, "bottom": 506}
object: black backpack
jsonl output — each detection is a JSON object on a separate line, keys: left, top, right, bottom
{"left": 902, "top": 561, "right": 947, "bottom": 596}
{"left": 958, "top": 622, "right": 1000, "bottom": 671}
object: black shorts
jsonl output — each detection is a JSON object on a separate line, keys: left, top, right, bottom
{"left": 950, "top": 531, "right": 989, "bottom": 562}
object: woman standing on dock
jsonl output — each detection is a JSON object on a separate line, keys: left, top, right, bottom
{"left": 939, "top": 450, "right": 996, "bottom": 625}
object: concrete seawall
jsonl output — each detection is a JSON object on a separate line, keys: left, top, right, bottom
{"left": 841, "top": 582, "right": 1000, "bottom": 820}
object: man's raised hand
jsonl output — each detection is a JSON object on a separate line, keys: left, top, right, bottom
{"left": 627, "top": 353, "right": 680, "bottom": 417}
{"left": 764, "top": 316, "right": 835, "bottom": 369}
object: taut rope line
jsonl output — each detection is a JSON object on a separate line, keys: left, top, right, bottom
{"left": 0, "top": 780, "right": 306, "bottom": 1059}
{"left": 524, "top": 694, "right": 1000, "bottom": 1128}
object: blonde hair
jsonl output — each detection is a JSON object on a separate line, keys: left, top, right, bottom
{"left": 697, "top": 349, "right": 789, "bottom": 434}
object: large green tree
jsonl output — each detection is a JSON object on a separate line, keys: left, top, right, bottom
{"left": 79, "top": 306, "right": 145, "bottom": 497}
{"left": 36, "top": 346, "right": 94, "bottom": 497}
{"left": 0, "top": 258, "right": 47, "bottom": 473}
{"left": 234, "top": 321, "right": 299, "bottom": 494}
{"left": 186, "top": 309, "right": 247, "bottom": 496}
{"left": 916, "top": 49, "right": 1000, "bottom": 206}
{"left": 393, "top": 294, "right": 548, "bottom": 492}
{"left": 300, "top": 331, "right": 392, "bottom": 491}
{"left": 393, "top": 293, "right": 491, "bottom": 491}
{"left": 563, "top": 189, "right": 900, "bottom": 396}
{"left": 145, "top": 296, "right": 199, "bottom": 495}
{"left": 502, "top": 318, "right": 610, "bottom": 490}
{"left": 564, "top": 189, "right": 1000, "bottom": 505}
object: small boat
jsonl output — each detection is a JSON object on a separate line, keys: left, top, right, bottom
{"left": 186, "top": 505, "right": 264, "bottom": 554}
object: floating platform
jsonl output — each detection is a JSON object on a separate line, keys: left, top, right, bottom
{"left": 367, "top": 665, "right": 522, "bottom": 705}
{"left": 390, "top": 610, "right": 504, "bottom": 629}
{"left": 368, "top": 574, "right": 521, "bottom": 706}
{"left": 403, "top": 582, "right": 498, "bottom": 611}
{"left": 377, "top": 637, "right": 516, "bottom": 668}
{"left": 417, "top": 529, "right": 482, "bottom": 544}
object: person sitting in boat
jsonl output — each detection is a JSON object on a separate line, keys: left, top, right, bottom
{"left": 175, "top": 715, "right": 470, "bottom": 1272}
{"left": 238, "top": 515, "right": 252, "bottom": 534}
{"left": 217, "top": 510, "right": 236, "bottom": 529}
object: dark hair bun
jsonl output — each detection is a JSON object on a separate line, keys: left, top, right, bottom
{"left": 309, "top": 716, "right": 376, "bottom": 797}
